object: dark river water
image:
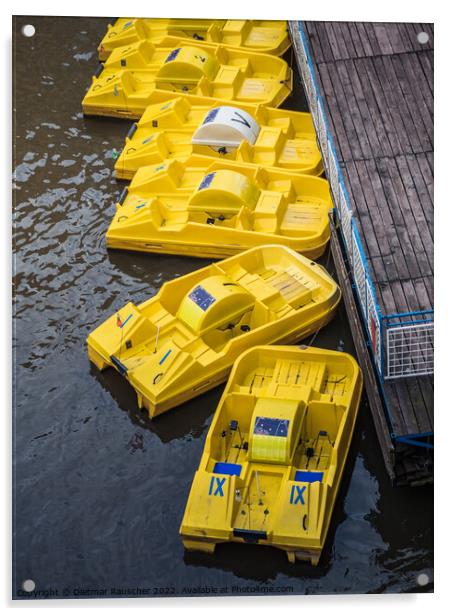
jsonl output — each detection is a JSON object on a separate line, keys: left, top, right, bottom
{"left": 12, "top": 16, "right": 433, "bottom": 599}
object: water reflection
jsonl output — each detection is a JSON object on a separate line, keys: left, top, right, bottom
{"left": 90, "top": 363, "right": 218, "bottom": 443}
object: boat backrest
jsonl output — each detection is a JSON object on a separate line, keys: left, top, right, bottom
{"left": 304, "top": 401, "right": 344, "bottom": 441}
{"left": 156, "top": 46, "right": 220, "bottom": 85}
{"left": 249, "top": 397, "right": 305, "bottom": 464}
{"left": 177, "top": 275, "right": 254, "bottom": 335}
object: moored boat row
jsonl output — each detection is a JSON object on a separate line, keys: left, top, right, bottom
{"left": 83, "top": 18, "right": 363, "bottom": 565}
{"left": 107, "top": 157, "right": 332, "bottom": 259}
{"left": 114, "top": 93, "right": 323, "bottom": 179}
{"left": 98, "top": 18, "right": 292, "bottom": 60}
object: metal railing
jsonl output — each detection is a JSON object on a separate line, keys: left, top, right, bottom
{"left": 382, "top": 311, "right": 434, "bottom": 379}
{"left": 293, "top": 21, "right": 433, "bottom": 385}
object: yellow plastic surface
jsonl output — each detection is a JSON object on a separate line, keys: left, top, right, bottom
{"left": 188, "top": 170, "right": 260, "bottom": 211}
{"left": 86, "top": 246, "right": 341, "bottom": 418}
{"left": 82, "top": 40, "right": 293, "bottom": 118}
{"left": 106, "top": 156, "right": 332, "bottom": 259}
{"left": 114, "top": 93, "right": 322, "bottom": 179}
{"left": 249, "top": 398, "right": 305, "bottom": 464}
{"left": 98, "top": 18, "right": 291, "bottom": 60}
{"left": 180, "top": 345, "right": 363, "bottom": 564}
{"left": 156, "top": 46, "right": 220, "bottom": 84}
{"left": 177, "top": 275, "right": 254, "bottom": 334}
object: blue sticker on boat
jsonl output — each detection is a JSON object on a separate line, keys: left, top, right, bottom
{"left": 188, "top": 285, "right": 216, "bottom": 311}
{"left": 165, "top": 48, "right": 181, "bottom": 63}
{"left": 213, "top": 462, "right": 242, "bottom": 476}
{"left": 294, "top": 470, "right": 323, "bottom": 483}
{"left": 159, "top": 349, "right": 172, "bottom": 365}
{"left": 254, "top": 417, "right": 289, "bottom": 437}
{"left": 202, "top": 108, "right": 220, "bottom": 124}
{"left": 197, "top": 172, "right": 215, "bottom": 191}
{"left": 123, "top": 21, "right": 133, "bottom": 29}
{"left": 142, "top": 135, "right": 155, "bottom": 145}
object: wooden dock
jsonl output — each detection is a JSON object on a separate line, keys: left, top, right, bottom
{"left": 289, "top": 21, "right": 433, "bottom": 485}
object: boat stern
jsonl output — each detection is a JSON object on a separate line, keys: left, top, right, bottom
{"left": 180, "top": 468, "right": 241, "bottom": 552}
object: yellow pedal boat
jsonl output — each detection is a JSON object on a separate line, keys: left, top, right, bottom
{"left": 82, "top": 41, "right": 292, "bottom": 118}
{"left": 180, "top": 345, "right": 362, "bottom": 565}
{"left": 87, "top": 245, "right": 340, "bottom": 418}
{"left": 107, "top": 157, "right": 332, "bottom": 259}
{"left": 115, "top": 95, "right": 322, "bottom": 179}
{"left": 98, "top": 19, "right": 291, "bottom": 60}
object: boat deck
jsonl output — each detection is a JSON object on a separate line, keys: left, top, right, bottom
{"left": 289, "top": 21, "right": 433, "bottom": 484}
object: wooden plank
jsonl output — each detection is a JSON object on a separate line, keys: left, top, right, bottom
{"left": 417, "top": 50, "right": 434, "bottom": 97}
{"left": 351, "top": 161, "right": 402, "bottom": 283}
{"left": 316, "top": 63, "right": 352, "bottom": 162}
{"left": 384, "top": 156, "right": 432, "bottom": 278}
{"left": 375, "top": 157, "right": 425, "bottom": 282}
{"left": 399, "top": 278, "right": 427, "bottom": 314}
{"left": 305, "top": 22, "right": 324, "bottom": 64}
{"left": 348, "top": 58, "right": 393, "bottom": 158}
{"left": 418, "top": 277, "right": 433, "bottom": 308}
{"left": 417, "top": 375, "right": 434, "bottom": 428}
{"left": 391, "top": 54, "right": 432, "bottom": 152}
{"left": 324, "top": 61, "right": 365, "bottom": 160}
{"left": 371, "top": 55, "right": 413, "bottom": 154}
{"left": 367, "top": 256, "right": 387, "bottom": 292}
{"left": 346, "top": 21, "right": 366, "bottom": 58}
{"left": 359, "top": 57, "right": 403, "bottom": 156}
{"left": 378, "top": 55, "right": 423, "bottom": 153}
{"left": 335, "top": 60, "right": 373, "bottom": 159}
{"left": 404, "top": 154, "right": 434, "bottom": 240}
{"left": 343, "top": 161, "right": 388, "bottom": 260}
{"left": 396, "top": 23, "right": 414, "bottom": 53}
{"left": 404, "top": 378, "right": 433, "bottom": 433}
{"left": 372, "top": 22, "right": 394, "bottom": 55}
{"left": 403, "top": 52, "right": 433, "bottom": 127}
{"left": 411, "top": 276, "right": 433, "bottom": 310}
{"left": 382, "top": 23, "right": 408, "bottom": 54}
{"left": 330, "top": 22, "right": 351, "bottom": 60}
{"left": 311, "top": 21, "right": 334, "bottom": 63}
{"left": 323, "top": 22, "right": 341, "bottom": 61}
{"left": 353, "top": 22, "right": 374, "bottom": 57}
{"left": 383, "top": 382, "right": 411, "bottom": 434}
{"left": 357, "top": 22, "right": 381, "bottom": 56}
{"left": 391, "top": 381, "right": 424, "bottom": 435}
{"left": 395, "top": 155, "right": 433, "bottom": 271}
{"left": 413, "top": 153, "right": 434, "bottom": 227}
{"left": 364, "top": 159, "right": 412, "bottom": 281}
{"left": 338, "top": 22, "right": 360, "bottom": 59}
{"left": 375, "top": 276, "right": 399, "bottom": 314}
